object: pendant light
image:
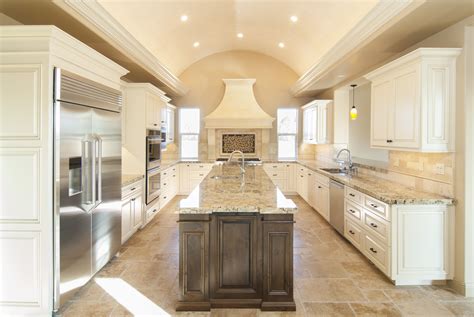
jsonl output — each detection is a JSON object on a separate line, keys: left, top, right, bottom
{"left": 350, "top": 84, "right": 358, "bottom": 120}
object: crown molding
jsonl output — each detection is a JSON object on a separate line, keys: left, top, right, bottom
{"left": 54, "top": 0, "right": 188, "bottom": 96}
{"left": 290, "top": 0, "right": 422, "bottom": 97}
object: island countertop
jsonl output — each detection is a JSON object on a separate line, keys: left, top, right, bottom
{"left": 179, "top": 163, "right": 297, "bottom": 214}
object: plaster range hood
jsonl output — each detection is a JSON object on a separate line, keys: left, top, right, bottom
{"left": 204, "top": 79, "right": 275, "bottom": 129}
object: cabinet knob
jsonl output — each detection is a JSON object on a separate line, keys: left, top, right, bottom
{"left": 131, "top": 198, "right": 136, "bottom": 201}
{"left": 273, "top": 174, "right": 277, "bottom": 177}
{"left": 152, "top": 209, "right": 157, "bottom": 213}
{"left": 349, "top": 193, "right": 355, "bottom": 197}
{"left": 370, "top": 223, "right": 378, "bottom": 228}
{"left": 318, "top": 186, "right": 322, "bottom": 189}
{"left": 164, "top": 183, "right": 167, "bottom": 186}
{"left": 386, "top": 139, "right": 393, "bottom": 143}
{"left": 369, "top": 247, "right": 377, "bottom": 254}
{"left": 130, "top": 187, "right": 136, "bottom": 191}
{"left": 370, "top": 203, "right": 378, "bottom": 208}
{"left": 349, "top": 209, "right": 356, "bottom": 213}
{"left": 154, "top": 124, "right": 158, "bottom": 126}
{"left": 349, "top": 230, "right": 355, "bottom": 235}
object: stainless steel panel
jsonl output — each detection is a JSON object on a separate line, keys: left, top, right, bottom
{"left": 329, "top": 180, "right": 345, "bottom": 235}
{"left": 91, "top": 108, "right": 122, "bottom": 274}
{"left": 54, "top": 101, "right": 93, "bottom": 309}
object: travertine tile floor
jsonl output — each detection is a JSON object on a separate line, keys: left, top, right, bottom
{"left": 59, "top": 196, "right": 473, "bottom": 316}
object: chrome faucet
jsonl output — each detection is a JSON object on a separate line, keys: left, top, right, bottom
{"left": 228, "top": 150, "right": 246, "bottom": 174}
{"left": 336, "top": 148, "right": 353, "bottom": 170}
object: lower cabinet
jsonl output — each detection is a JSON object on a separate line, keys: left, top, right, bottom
{"left": 263, "top": 163, "right": 297, "bottom": 194}
{"left": 121, "top": 179, "right": 144, "bottom": 244}
{"left": 179, "top": 163, "right": 213, "bottom": 195}
{"left": 177, "top": 213, "right": 295, "bottom": 311}
{"left": 343, "top": 187, "right": 454, "bottom": 285}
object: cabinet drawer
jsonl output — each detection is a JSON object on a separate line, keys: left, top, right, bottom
{"left": 190, "top": 163, "right": 213, "bottom": 172}
{"left": 161, "top": 168, "right": 172, "bottom": 179}
{"left": 345, "top": 200, "right": 362, "bottom": 222}
{"left": 190, "top": 170, "right": 208, "bottom": 179}
{"left": 345, "top": 218, "right": 363, "bottom": 250}
{"left": 363, "top": 211, "right": 390, "bottom": 245}
{"left": 146, "top": 200, "right": 160, "bottom": 221}
{"left": 314, "top": 173, "right": 329, "bottom": 187}
{"left": 345, "top": 187, "right": 364, "bottom": 205}
{"left": 268, "top": 171, "right": 287, "bottom": 179}
{"left": 364, "top": 196, "right": 390, "bottom": 220}
{"left": 363, "top": 234, "right": 389, "bottom": 275}
{"left": 122, "top": 181, "right": 143, "bottom": 199}
{"left": 264, "top": 163, "right": 286, "bottom": 172}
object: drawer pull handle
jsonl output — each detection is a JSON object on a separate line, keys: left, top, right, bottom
{"left": 131, "top": 198, "right": 136, "bottom": 201}
{"left": 349, "top": 230, "right": 355, "bottom": 235}
{"left": 164, "top": 183, "right": 167, "bottom": 186}
{"left": 164, "top": 196, "right": 167, "bottom": 199}
{"left": 369, "top": 247, "right": 377, "bottom": 254}
{"left": 130, "top": 187, "right": 136, "bottom": 191}
{"left": 349, "top": 193, "right": 355, "bottom": 197}
{"left": 300, "top": 175, "right": 303, "bottom": 178}
{"left": 152, "top": 209, "right": 157, "bottom": 213}
{"left": 308, "top": 173, "right": 312, "bottom": 176}
{"left": 273, "top": 174, "right": 278, "bottom": 177}
{"left": 286, "top": 164, "right": 290, "bottom": 167}
{"left": 349, "top": 209, "right": 356, "bottom": 214}
{"left": 370, "top": 223, "right": 378, "bottom": 228}
{"left": 199, "top": 165, "right": 203, "bottom": 168}
{"left": 199, "top": 174, "right": 204, "bottom": 176}
{"left": 173, "top": 175, "right": 176, "bottom": 177}
{"left": 318, "top": 186, "right": 322, "bottom": 189}
{"left": 370, "top": 203, "right": 379, "bottom": 208}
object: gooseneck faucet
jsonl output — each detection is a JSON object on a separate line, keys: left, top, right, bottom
{"left": 228, "top": 150, "right": 246, "bottom": 174}
{"left": 336, "top": 148, "right": 353, "bottom": 170}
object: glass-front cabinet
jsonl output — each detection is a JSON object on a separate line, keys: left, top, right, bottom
{"left": 302, "top": 100, "right": 332, "bottom": 144}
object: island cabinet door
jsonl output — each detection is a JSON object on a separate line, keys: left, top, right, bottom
{"left": 179, "top": 219, "right": 210, "bottom": 304}
{"left": 210, "top": 215, "right": 262, "bottom": 302}
{"left": 262, "top": 216, "right": 294, "bottom": 307}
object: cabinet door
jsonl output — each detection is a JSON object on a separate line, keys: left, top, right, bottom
{"left": 179, "top": 164, "right": 191, "bottom": 194}
{"left": 318, "top": 185, "right": 330, "bottom": 221}
{"left": 371, "top": 80, "right": 392, "bottom": 147}
{"left": 391, "top": 70, "right": 420, "bottom": 148}
{"left": 307, "top": 172, "right": 316, "bottom": 208}
{"left": 317, "top": 103, "right": 329, "bottom": 144}
{"left": 285, "top": 163, "right": 296, "bottom": 192}
{"left": 146, "top": 93, "right": 160, "bottom": 129}
{"left": 262, "top": 219, "right": 294, "bottom": 304}
{"left": 121, "top": 199, "right": 132, "bottom": 243}
{"left": 132, "top": 194, "right": 143, "bottom": 229}
{"left": 179, "top": 220, "right": 209, "bottom": 302}
{"left": 303, "top": 107, "right": 317, "bottom": 144}
{"left": 210, "top": 215, "right": 260, "bottom": 299}
{"left": 167, "top": 108, "right": 175, "bottom": 143}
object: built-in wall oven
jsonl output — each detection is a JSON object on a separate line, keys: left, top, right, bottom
{"left": 147, "top": 130, "right": 162, "bottom": 170}
{"left": 146, "top": 167, "right": 161, "bottom": 205}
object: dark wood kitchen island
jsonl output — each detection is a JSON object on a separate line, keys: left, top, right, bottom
{"left": 176, "top": 163, "right": 297, "bottom": 312}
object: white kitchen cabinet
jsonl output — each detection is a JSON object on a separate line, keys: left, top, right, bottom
{"left": 122, "top": 83, "right": 171, "bottom": 175}
{"left": 121, "top": 179, "right": 144, "bottom": 244}
{"left": 365, "top": 48, "right": 461, "bottom": 152}
{"left": 161, "top": 104, "right": 176, "bottom": 144}
{"left": 179, "top": 162, "right": 213, "bottom": 195}
{"left": 302, "top": 100, "right": 332, "bottom": 144}
{"left": 344, "top": 186, "right": 454, "bottom": 285}
{"left": 263, "top": 162, "right": 297, "bottom": 194}
{"left": 314, "top": 177, "right": 330, "bottom": 221}
{"left": 160, "top": 164, "right": 179, "bottom": 209}
{"left": 296, "top": 166, "right": 308, "bottom": 201}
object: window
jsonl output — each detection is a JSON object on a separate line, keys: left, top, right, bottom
{"left": 277, "top": 108, "right": 298, "bottom": 160}
{"left": 179, "top": 108, "right": 200, "bottom": 159}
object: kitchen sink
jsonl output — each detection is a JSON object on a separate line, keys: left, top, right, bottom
{"left": 320, "top": 168, "right": 350, "bottom": 175}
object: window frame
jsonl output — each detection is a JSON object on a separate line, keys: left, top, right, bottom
{"left": 179, "top": 108, "right": 200, "bottom": 159}
{"left": 277, "top": 108, "right": 298, "bottom": 160}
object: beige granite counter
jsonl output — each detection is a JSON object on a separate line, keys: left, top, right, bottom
{"left": 121, "top": 174, "right": 144, "bottom": 187}
{"left": 179, "top": 164, "right": 297, "bottom": 214}
{"left": 296, "top": 160, "right": 454, "bottom": 205}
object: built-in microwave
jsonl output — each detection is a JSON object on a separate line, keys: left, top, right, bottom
{"left": 146, "top": 130, "right": 162, "bottom": 170}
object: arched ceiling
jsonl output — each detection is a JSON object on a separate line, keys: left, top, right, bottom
{"left": 97, "top": 0, "right": 378, "bottom": 76}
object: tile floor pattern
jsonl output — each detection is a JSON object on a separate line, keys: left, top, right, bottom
{"left": 59, "top": 196, "right": 473, "bottom": 316}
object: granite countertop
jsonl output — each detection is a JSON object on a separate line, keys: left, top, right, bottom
{"left": 296, "top": 160, "right": 454, "bottom": 205}
{"left": 178, "top": 164, "right": 297, "bottom": 214}
{"left": 121, "top": 174, "right": 144, "bottom": 187}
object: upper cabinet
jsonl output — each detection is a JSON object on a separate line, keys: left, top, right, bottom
{"left": 302, "top": 100, "right": 332, "bottom": 144}
{"left": 161, "top": 103, "right": 176, "bottom": 143}
{"left": 365, "top": 48, "right": 461, "bottom": 152}
{"left": 146, "top": 92, "right": 163, "bottom": 130}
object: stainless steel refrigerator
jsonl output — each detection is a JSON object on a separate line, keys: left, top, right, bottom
{"left": 53, "top": 68, "right": 122, "bottom": 311}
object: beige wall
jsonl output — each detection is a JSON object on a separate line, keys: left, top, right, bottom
{"left": 169, "top": 50, "right": 313, "bottom": 160}
{"left": 348, "top": 83, "right": 389, "bottom": 162}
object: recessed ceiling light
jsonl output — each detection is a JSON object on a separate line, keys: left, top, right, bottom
{"left": 180, "top": 15, "right": 188, "bottom": 22}
{"left": 237, "top": 32, "right": 244, "bottom": 38}
{"left": 278, "top": 42, "right": 285, "bottom": 48}
{"left": 290, "top": 15, "right": 298, "bottom": 23}
{"left": 193, "top": 41, "right": 200, "bottom": 48}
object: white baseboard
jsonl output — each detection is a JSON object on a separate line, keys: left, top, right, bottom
{"left": 449, "top": 279, "right": 474, "bottom": 297}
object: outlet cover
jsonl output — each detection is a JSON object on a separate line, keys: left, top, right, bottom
{"left": 435, "top": 163, "right": 445, "bottom": 175}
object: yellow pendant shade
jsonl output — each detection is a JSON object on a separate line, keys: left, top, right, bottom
{"left": 350, "top": 106, "right": 358, "bottom": 120}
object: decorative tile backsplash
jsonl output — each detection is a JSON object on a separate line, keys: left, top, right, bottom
{"left": 222, "top": 134, "right": 256, "bottom": 154}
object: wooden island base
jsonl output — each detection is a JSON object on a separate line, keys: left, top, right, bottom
{"left": 177, "top": 213, "right": 295, "bottom": 312}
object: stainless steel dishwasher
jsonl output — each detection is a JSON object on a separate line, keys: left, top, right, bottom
{"left": 329, "top": 180, "right": 345, "bottom": 235}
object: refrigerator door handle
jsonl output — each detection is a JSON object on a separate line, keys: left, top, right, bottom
{"left": 81, "top": 136, "right": 96, "bottom": 213}
{"left": 95, "top": 134, "right": 103, "bottom": 206}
